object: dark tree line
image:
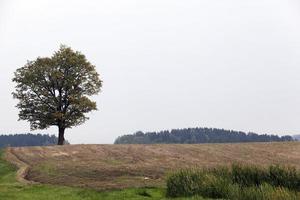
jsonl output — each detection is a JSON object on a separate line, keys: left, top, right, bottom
{"left": 0, "top": 133, "right": 65, "bottom": 148}
{"left": 293, "top": 134, "right": 300, "bottom": 141}
{"left": 114, "top": 127, "right": 294, "bottom": 144}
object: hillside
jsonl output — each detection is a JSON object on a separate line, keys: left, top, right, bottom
{"left": 115, "top": 128, "right": 294, "bottom": 144}
{"left": 5, "top": 142, "right": 300, "bottom": 190}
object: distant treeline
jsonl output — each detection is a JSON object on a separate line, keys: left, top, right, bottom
{"left": 293, "top": 134, "right": 300, "bottom": 141}
{"left": 0, "top": 133, "right": 62, "bottom": 148}
{"left": 114, "top": 128, "right": 294, "bottom": 144}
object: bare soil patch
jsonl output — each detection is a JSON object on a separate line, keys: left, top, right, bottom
{"left": 5, "top": 142, "right": 300, "bottom": 190}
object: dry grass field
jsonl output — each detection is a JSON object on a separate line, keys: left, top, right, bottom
{"left": 5, "top": 142, "right": 300, "bottom": 190}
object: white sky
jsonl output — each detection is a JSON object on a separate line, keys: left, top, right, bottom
{"left": 0, "top": 0, "right": 300, "bottom": 144}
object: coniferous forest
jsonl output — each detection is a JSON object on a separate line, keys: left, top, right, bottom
{"left": 0, "top": 133, "right": 63, "bottom": 148}
{"left": 114, "top": 127, "right": 294, "bottom": 144}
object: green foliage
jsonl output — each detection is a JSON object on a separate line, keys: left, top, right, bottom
{"left": 166, "top": 169, "right": 203, "bottom": 197}
{"left": 0, "top": 133, "right": 66, "bottom": 148}
{"left": 12, "top": 45, "right": 102, "bottom": 144}
{"left": 237, "top": 183, "right": 298, "bottom": 200}
{"left": 115, "top": 128, "right": 294, "bottom": 144}
{"left": 231, "top": 164, "right": 300, "bottom": 190}
{"left": 166, "top": 169, "right": 232, "bottom": 199}
{"left": 268, "top": 165, "right": 300, "bottom": 190}
{"left": 231, "top": 164, "right": 269, "bottom": 187}
{"left": 166, "top": 164, "right": 300, "bottom": 199}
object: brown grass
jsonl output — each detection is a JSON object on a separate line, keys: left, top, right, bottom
{"left": 5, "top": 142, "right": 300, "bottom": 190}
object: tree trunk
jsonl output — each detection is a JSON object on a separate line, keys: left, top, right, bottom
{"left": 58, "top": 126, "right": 65, "bottom": 145}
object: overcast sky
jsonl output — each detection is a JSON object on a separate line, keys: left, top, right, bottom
{"left": 0, "top": 0, "right": 300, "bottom": 144}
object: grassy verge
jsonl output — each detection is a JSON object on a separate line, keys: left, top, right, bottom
{"left": 167, "top": 164, "right": 300, "bottom": 200}
{"left": 0, "top": 149, "right": 208, "bottom": 200}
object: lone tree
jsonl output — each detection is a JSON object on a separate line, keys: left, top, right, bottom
{"left": 12, "top": 45, "right": 102, "bottom": 145}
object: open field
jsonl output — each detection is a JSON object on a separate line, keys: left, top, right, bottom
{"left": 5, "top": 142, "right": 300, "bottom": 190}
{"left": 0, "top": 149, "right": 208, "bottom": 200}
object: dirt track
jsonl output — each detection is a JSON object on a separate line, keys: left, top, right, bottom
{"left": 5, "top": 142, "right": 300, "bottom": 190}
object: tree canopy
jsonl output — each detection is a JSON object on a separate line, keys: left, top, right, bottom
{"left": 0, "top": 133, "right": 66, "bottom": 148}
{"left": 12, "top": 45, "right": 102, "bottom": 145}
{"left": 114, "top": 127, "right": 294, "bottom": 144}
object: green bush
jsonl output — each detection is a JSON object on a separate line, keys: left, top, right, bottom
{"left": 268, "top": 165, "right": 300, "bottom": 190}
{"left": 166, "top": 164, "right": 300, "bottom": 199}
{"left": 231, "top": 164, "right": 268, "bottom": 187}
{"left": 196, "top": 174, "right": 231, "bottom": 199}
{"left": 166, "top": 169, "right": 231, "bottom": 198}
{"left": 166, "top": 169, "right": 203, "bottom": 197}
{"left": 230, "top": 164, "right": 300, "bottom": 190}
{"left": 237, "top": 183, "right": 298, "bottom": 200}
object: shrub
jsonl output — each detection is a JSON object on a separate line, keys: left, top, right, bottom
{"left": 268, "top": 165, "right": 300, "bottom": 190}
{"left": 196, "top": 174, "right": 231, "bottom": 199}
{"left": 166, "top": 169, "right": 231, "bottom": 198}
{"left": 166, "top": 169, "right": 203, "bottom": 197}
{"left": 231, "top": 164, "right": 268, "bottom": 187}
{"left": 166, "top": 164, "right": 300, "bottom": 199}
{"left": 263, "top": 185, "right": 298, "bottom": 200}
